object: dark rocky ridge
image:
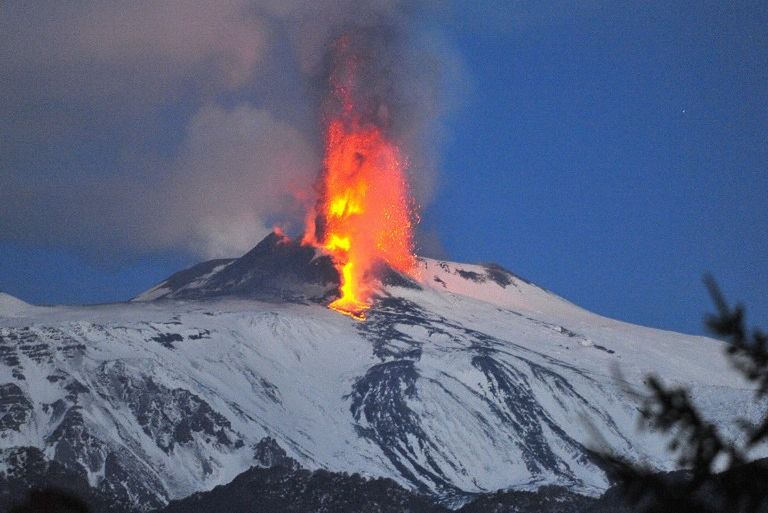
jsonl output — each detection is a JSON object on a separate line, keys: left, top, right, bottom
{"left": 155, "top": 454, "right": 768, "bottom": 513}
{"left": 0, "top": 446, "right": 129, "bottom": 513}
{"left": 136, "top": 232, "right": 340, "bottom": 303}
{"left": 160, "top": 464, "right": 448, "bottom": 513}
{"left": 6, "top": 453, "right": 765, "bottom": 513}
{"left": 0, "top": 384, "right": 32, "bottom": 433}
{"left": 136, "top": 231, "right": 429, "bottom": 305}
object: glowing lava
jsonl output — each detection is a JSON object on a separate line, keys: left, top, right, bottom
{"left": 303, "top": 38, "right": 417, "bottom": 320}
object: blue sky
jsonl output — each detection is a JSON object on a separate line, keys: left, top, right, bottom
{"left": 1, "top": 1, "right": 766, "bottom": 335}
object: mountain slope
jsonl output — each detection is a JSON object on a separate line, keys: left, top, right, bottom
{"left": 0, "top": 233, "right": 760, "bottom": 511}
{"left": 0, "top": 293, "right": 32, "bottom": 318}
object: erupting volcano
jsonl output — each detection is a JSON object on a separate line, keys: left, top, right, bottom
{"left": 303, "top": 36, "right": 418, "bottom": 319}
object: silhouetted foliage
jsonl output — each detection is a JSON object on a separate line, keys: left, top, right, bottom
{"left": 601, "top": 276, "right": 768, "bottom": 513}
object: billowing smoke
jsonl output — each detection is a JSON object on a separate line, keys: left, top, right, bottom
{"left": 0, "top": 1, "right": 458, "bottom": 260}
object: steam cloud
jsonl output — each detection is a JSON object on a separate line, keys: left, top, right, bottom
{"left": 0, "top": 1, "right": 459, "bottom": 260}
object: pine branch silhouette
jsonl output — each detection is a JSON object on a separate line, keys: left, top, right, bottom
{"left": 601, "top": 276, "right": 768, "bottom": 513}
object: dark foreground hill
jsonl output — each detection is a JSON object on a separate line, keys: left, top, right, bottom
{"left": 157, "top": 454, "right": 768, "bottom": 513}
{"left": 6, "top": 437, "right": 765, "bottom": 513}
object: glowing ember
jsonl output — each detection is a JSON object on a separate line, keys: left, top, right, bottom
{"left": 303, "top": 37, "right": 417, "bottom": 320}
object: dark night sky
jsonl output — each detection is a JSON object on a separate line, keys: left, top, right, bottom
{"left": 1, "top": 0, "right": 766, "bottom": 335}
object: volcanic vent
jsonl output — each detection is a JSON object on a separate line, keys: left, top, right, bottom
{"left": 301, "top": 33, "right": 420, "bottom": 320}
{"left": 142, "top": 31, "right": 427, "bottom": 316}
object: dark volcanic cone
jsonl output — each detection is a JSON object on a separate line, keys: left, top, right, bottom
{"left": 135, "top": 231, "right": 421, "bottom": 304}
{"left": 134, "top": 232, "right": 339, "bottom": 303}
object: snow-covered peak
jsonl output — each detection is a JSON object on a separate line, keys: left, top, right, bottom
{"left": 415, "top": 258, "right": 583, "bottom": 319}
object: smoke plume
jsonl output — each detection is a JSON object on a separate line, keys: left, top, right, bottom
{"left": 0, "top": 1, "right": 458, "bottom": 260}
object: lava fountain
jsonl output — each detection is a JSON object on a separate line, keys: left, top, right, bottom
{"left": 303, "top": 35, "right": 418, "bottom": 320}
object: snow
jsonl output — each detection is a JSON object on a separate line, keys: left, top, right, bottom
{"left": 133, "top": 286, "right": 172, "bottom": 302}
{"left": 0, "top": 257, "right": 762, "bottom": 508}
{"left": 132, "top": 262, "right": 233, "bottom": 302}
{"left": 0, "top": 292, "right": 33, "bottom": 317}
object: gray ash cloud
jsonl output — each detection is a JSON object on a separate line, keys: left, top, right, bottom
{"left": 0, "top": 1, "right": 462, "bottom": 260}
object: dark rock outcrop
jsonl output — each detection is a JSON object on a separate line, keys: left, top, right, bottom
{"left": 138, "top": 233, "right": 339, "bottom": 303}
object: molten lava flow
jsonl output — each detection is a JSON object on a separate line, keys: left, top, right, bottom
{"left": 304, "top": 40, "right": 417, "bottom": 320}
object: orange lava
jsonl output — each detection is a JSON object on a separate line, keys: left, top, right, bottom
{"left": 303, "top": 40, "right": 417, "bottom": 320}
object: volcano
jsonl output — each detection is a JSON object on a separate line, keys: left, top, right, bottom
{"left": 0, "top": 232, "right": 760, "bottom": 511}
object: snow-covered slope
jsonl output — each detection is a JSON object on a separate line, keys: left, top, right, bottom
{"left": 0, "top": 293, "right": 33, "bottom": 317}
{"left": 0, "top": 233, "right": 759, "bottom": 510}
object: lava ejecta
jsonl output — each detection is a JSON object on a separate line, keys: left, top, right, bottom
{"left": 304, "top": 36, "right": 417, "bottom": 320}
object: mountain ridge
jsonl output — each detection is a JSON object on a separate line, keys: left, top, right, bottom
{"left": 0, "top": 232, "right": 761, "bottom": 511}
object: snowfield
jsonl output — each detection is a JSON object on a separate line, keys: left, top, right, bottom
{"left": 0, "top": 293, "right": 33, "bottom": 317}
{"left": 0, "top": 237, "right": 761, "bottom": 510}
